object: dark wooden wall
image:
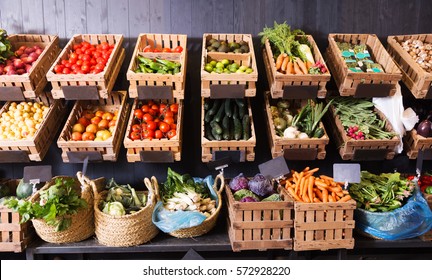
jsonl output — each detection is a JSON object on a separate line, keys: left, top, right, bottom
{"left": 0, "top": 0, "right": 431, "bottom": 185}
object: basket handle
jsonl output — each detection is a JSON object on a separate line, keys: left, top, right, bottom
{"left": 76, "top": 171, "right": 97, "bottom": 198}
{"left": 213, "top": 173, "right": 225, "bottom": 194}
{"left": 144, "top": 176, "right": 160, "bottom": 206}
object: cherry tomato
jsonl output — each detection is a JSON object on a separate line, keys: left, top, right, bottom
{"left": 146, "top": 120, "right": 157, "bottom": 131}
{"left": 141, "top": 104, "right": 150, "bottom": 113}
{"left": 134, "top": 109, "right": 144, "bottom": 120}
{"left": 169, "top": 103, "right": 179, "bottom": 114}
{"left": 153, "top": 48, "right": 161, "bottom": 53}
{"left": 167, "top": 129, "right": 177, "bottom": 139}
{"left": 162, "top": 47, "right": 171, "bottom": 53}
{"left": 151, "top": 104, "right": 159, "bottom": 111}
{"left": 164, "top": 116, "right": 175, "bottom": 125}
{"left": 154, "top": 130, "right": 163, "bottom": 139}
{"left": 173, "top": 46, "right": 183, "bottom": 53}
{"left": 142, "top": 113, "right": 153, "bottom": 123}
{"left": 164, "top": 110, "right": 174, "bottom": 118}
{"left": 159, "top": 103, "right": 167, "bottom": 114}
{"left": 54, "top": 64, "right": 64, "bottom": 73}
{"left": 131, "top": 124, "right": 142, "bottom": 132}
{"left": 130, "top": 131, "right": 141, "bottom": 141}
{"left": 148, "top": 108, "right": 157, "bottom": 116}
{"left": 143, "top": 45, "right": 153, "bottom": 52}
{"left": 159, "top": 122, "right": 170, "bottom": 133}
{"left": 62, "top": 68, "right": 71, "bottom": 74}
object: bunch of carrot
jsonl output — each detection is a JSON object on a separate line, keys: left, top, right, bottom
{"left": 275, "top": 54, "right": 310, "bottom": 75}
{"left": 281, "top": 167, "right": 352, "bottom": 203}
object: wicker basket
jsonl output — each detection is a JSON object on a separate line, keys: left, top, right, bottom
{"left": 77, "top": 172, "right": 159, "bottom": 247}
{"left": 168, "top": 173, "right": 225, "bottom": 238}
{"left": 0, "top": 34, "right": 60, "bottom": 99}
{"left": 326, "top": 33, "right": 402, "bottom": 97}
{"left": 387, "top": 34, "right": 432, "bottom": 99}
{"left": 29, "top": 174, "right": 95, "bottom": 244}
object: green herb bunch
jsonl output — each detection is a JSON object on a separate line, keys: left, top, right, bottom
{"left": 5, "top": 178, "right": 87, "bottom": 231}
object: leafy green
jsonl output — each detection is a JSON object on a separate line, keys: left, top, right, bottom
{"left": 349, "top": 171, "right": 415, "bottom": 212}
{"left": 258, "top": 21, "right": 310, "bottom": 60}
{"left": 4, "top": 178, "right": 87, "bottom": 231}
{"left": 291, "top": 99, "right": 333, "bottom": 138}
{"left": 102, "top": 178, "right": 145, "bottom": 214}
{"left": 0, "top": 29, "right": 14, "bottom": 62}
{"left": 160, "top": 168, "right": 210, "bottom": 203}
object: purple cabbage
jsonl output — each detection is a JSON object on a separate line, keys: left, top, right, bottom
{"left": 249, "top": 173, "right": 274, "bottom": 197}
{"left": 240, "top": 196, "right": 258, "bottom": 203}
{"left": 229, "top": 173, "right": 249, "bottom": 192}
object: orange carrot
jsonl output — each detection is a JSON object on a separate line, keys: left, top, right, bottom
{"left": 287, "top": 187, "right": 302, "bottom": 202}
{"left": 293, "top": 60, "right": 303, "bottom": 74}
{"left": 287, "top": 60, "right": 294, "bottom": 74}
{"left": 301, "top": 177, "right": 308, "bottom": 198}
{"left": 329, "top": 186, "right": 343, "bottom": 193}
{"left": 308, "top": 176, "right": 314, "bottom": 203}
{"left": 296, "top": 58, "right": 308, "bottom": 74}
{"left": 337, "top": 195, "right": 352, "bottom": 203}
{"left": 281, "top": 56, "right": 289, "bottom": 72}
{"left": 313, "top": 197, "right": 321, "bottom": 203}
{"left": 315, "top": 180, "right": 329, "bottom": 189}
{"left": 320, "top": 175, "right": 334, "bottom": 182}
{"left": 322, "top": 188, "right": 328, "bottom": 203}
{"left": 314, "top": 188, "right": 323, "bottom": 201}
{"left": 303, "top": 194, "right": 311, "bottom": 203}
{"left": 306, "top": 60, "right": 312, "bottom": 71}
{"left": 276, "top": 53, "right": 286, "bottom": 70}
{"left": 328, "top": 195, "right": 335, "bottom": 202}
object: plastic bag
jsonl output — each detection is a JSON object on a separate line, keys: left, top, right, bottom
{"left": 372, "top": 83, "right": 419, "bottom": 153}
{"left": 152, "top": 175, "right": 217, "bottom": 233}
{"left": 355, "top": 188, "right": 432, "bottom": 240}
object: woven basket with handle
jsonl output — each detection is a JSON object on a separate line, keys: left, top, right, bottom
{"left": 30, "top": 174, "right": 95, "bottom": 244}
{"left": 168, "top": 173, "right": 225, "bottom": 238}
{"left": 78, "top": 172, "right": 159, "bottom": 247}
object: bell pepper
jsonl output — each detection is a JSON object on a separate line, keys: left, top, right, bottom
{"left": 425, "top": 186, "right": 432, "bottom": 194}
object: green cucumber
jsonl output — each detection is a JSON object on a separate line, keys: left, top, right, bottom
{"left": 204, "top": 99, "right": 211, "bottom": 110}
{"left": 208, "top": 99, "right": 221, "bottom": 116}
{"left": 210, "top": 120, "right": 223, "bottom": 135}
{"left": 232, "top": 104, "right": 239, "bottom": 119}
{"left": 204, "top": 109, "right": 213, "bottom": 123}
{"left": 212, "top": 128, "right": 222, "bottom": 140}
{"left": 224, "top": 99, "right": 232, "bottom": 118}
{"left": 234, "top": 98, "right": 245, "bottom": 108}
{"left": 214, "top": 101, "right": 225, "bottom": 123}
{"left": 205, "top": 124, "right": 215, "bottom": 140}
{"left": 242, "top": 115, "right": 251, "bottom": 140}
{"left": 238, "top": 103, "right": 246, "bottom": 119}
{"left": 233, "top": 118, "right": 242, "bottom": 140}
{"left": 222, "top": 115, "right": 230, "bottom": 140}
{"left": 229, "top": 118, "right": 235, "bottom": 140}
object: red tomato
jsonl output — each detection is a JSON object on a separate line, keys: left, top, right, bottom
{"left": 131, "top": 124, "right": 142, "bottom": 132}
{"left": 141, "top": 104, "right": 150, "bottom": 113}
{"left": 54, "top": 64, "right": 64, "bottom": 73}
{"left": 81, "top": 65, "right": 90, "bottom": 73}
{"left": 71, "top": 132, "right": 82, "bottom": 141}
{"left": 142, "top": 113, "right": 153, "bottom": 123}
{"left": 153, "top": 48, "right": 161, "bottom": 53}
{"left": 142, "top": 129, "right": 155, "bottom": 140}
{"left": 164, "top": 117, "right": 175, "bottom": 125}
{"left": 143, "top": 45, "right": 153, "bottom": 52}
{"left": 167, "top": 129, "right": 177, "bottom": 139}
{"left": 159, "top": 103, "right": 167, "bottom": 114}
{"left": 146, "top": 120, "right": 157, "bottom": 131}
{"left": 170, "top": 123, "right": 177, "bottom": 130}
{"left": 173, "top": 46, "right": 183, "bottom": 53}
{"left": 130, "top": 131, "right": 141, "bottom": 140}
{"left": 159, "top": 122, "right": 170, "bottom": 133}
{"left": 169, "top": 103, "right": 179, "bottom": 114}
{"left": 147, "top": 100, "right": 155, "bottom": 106}
{"left": 83, "top": 110, "right": 95, "bottom": 120}
{"left": 134, "top": 109, "right": 144, "bottom": 119}
{"left": 151, "top": 104, "right": 159, "bottom": 111}
{"left": 82, "top": 132, "right": 95, "bottom": 141}
{"left": 78, "top": 117, "right": 91, "bottom": 127}
{"left": 164, "top": 110, "right": 174, "bottom": 119}
{"left": 148, "top": 108, "right": 157, "bottom": 116}
{"left": 95, "top": 63, "right": 105, "bottom": 71}
{"left": 162, "top": 47, "right": 171, "bottom": 53}
{"left": 62, "top": 68, "right": 71, "bottom": 74}
{"left": 91, "top": 116, "right": 102, "bottom": 125}
{"left": 154, "top": 130, "right": 163, "bottom": 139}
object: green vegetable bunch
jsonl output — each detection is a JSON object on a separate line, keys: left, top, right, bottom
{"left": 258, "top": 21, "right": 310, "bottom": 61}
{"left": 101, "top": 178, "right": 147, "bottom": 215}
{"left": 0, "top": 29, "right": 14, "bottom": 62}
{"left": 331, "top": 97, "right": 396, "bottom": 140}
{"left": 349, "top": 171, "right": 415, "bottom": 212}
{"left": 4, "top": 178, "right": 87, "bottom": 231}
{"left": 135, "top": 56, "right": 181, "bottom": 74}
{"left": 291, "top": 99, "right": 333, "bottom": 138}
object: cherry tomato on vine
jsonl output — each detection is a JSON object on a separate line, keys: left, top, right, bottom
{"left": 134, "top": 109, "right": 144, "bottom": 120}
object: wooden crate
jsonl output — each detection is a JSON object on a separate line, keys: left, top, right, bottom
{"left": 326, "top": 33, "right": 402, "bottom": 97}
{"left": 325, "top": 105, "right": 400, "bottom": 161}
{"left": 293, "top": 199, "right": 356, "bottom": 251}
{"left": 201, "top": 98, "right": 256, "bottom": 162}
{"left": 0, "top": 34, "right": 60, "bottom": 99}
{"left": 387, "top": 34, "right": 432, "bottom": 99}
{"left": 225, "top": 185, "right": 294, "bottom": 252}
{"left": 0, "top": 94, "right": 65, "bottom": 162}
{"left": 403, "top": 129, "right": 432, "bottom": 159}
{"left": 127, "top": 33, "right": 187, "bottom": 100}
{"left": 47, "top": 34, "right": 125, "bottom": 99}
{"left": 264, "top": 92, "right": 329, "bottom": 160}
{"left": 420, "top": 193, "right": 432, "bottom": 241}
{"left": 0, "top": 179, "right": 34, "bottom": 252}
{"left": 123, "top": 98, "right": 183, "bottom": 162}
{"left": 262, "top": 36, "right": 331, "bottom": 99}
{"left": 57, "top": 91, "right": 130, "bottom": 162}
{"left": 201, "top": 34, "right": 258, "bottom": 98}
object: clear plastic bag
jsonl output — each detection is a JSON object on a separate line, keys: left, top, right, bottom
{"left": 152, "top": 175, "right": 218, "bottom": 233}
{"left": 355, "top": 188, "right": 432, "bottom": 240}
